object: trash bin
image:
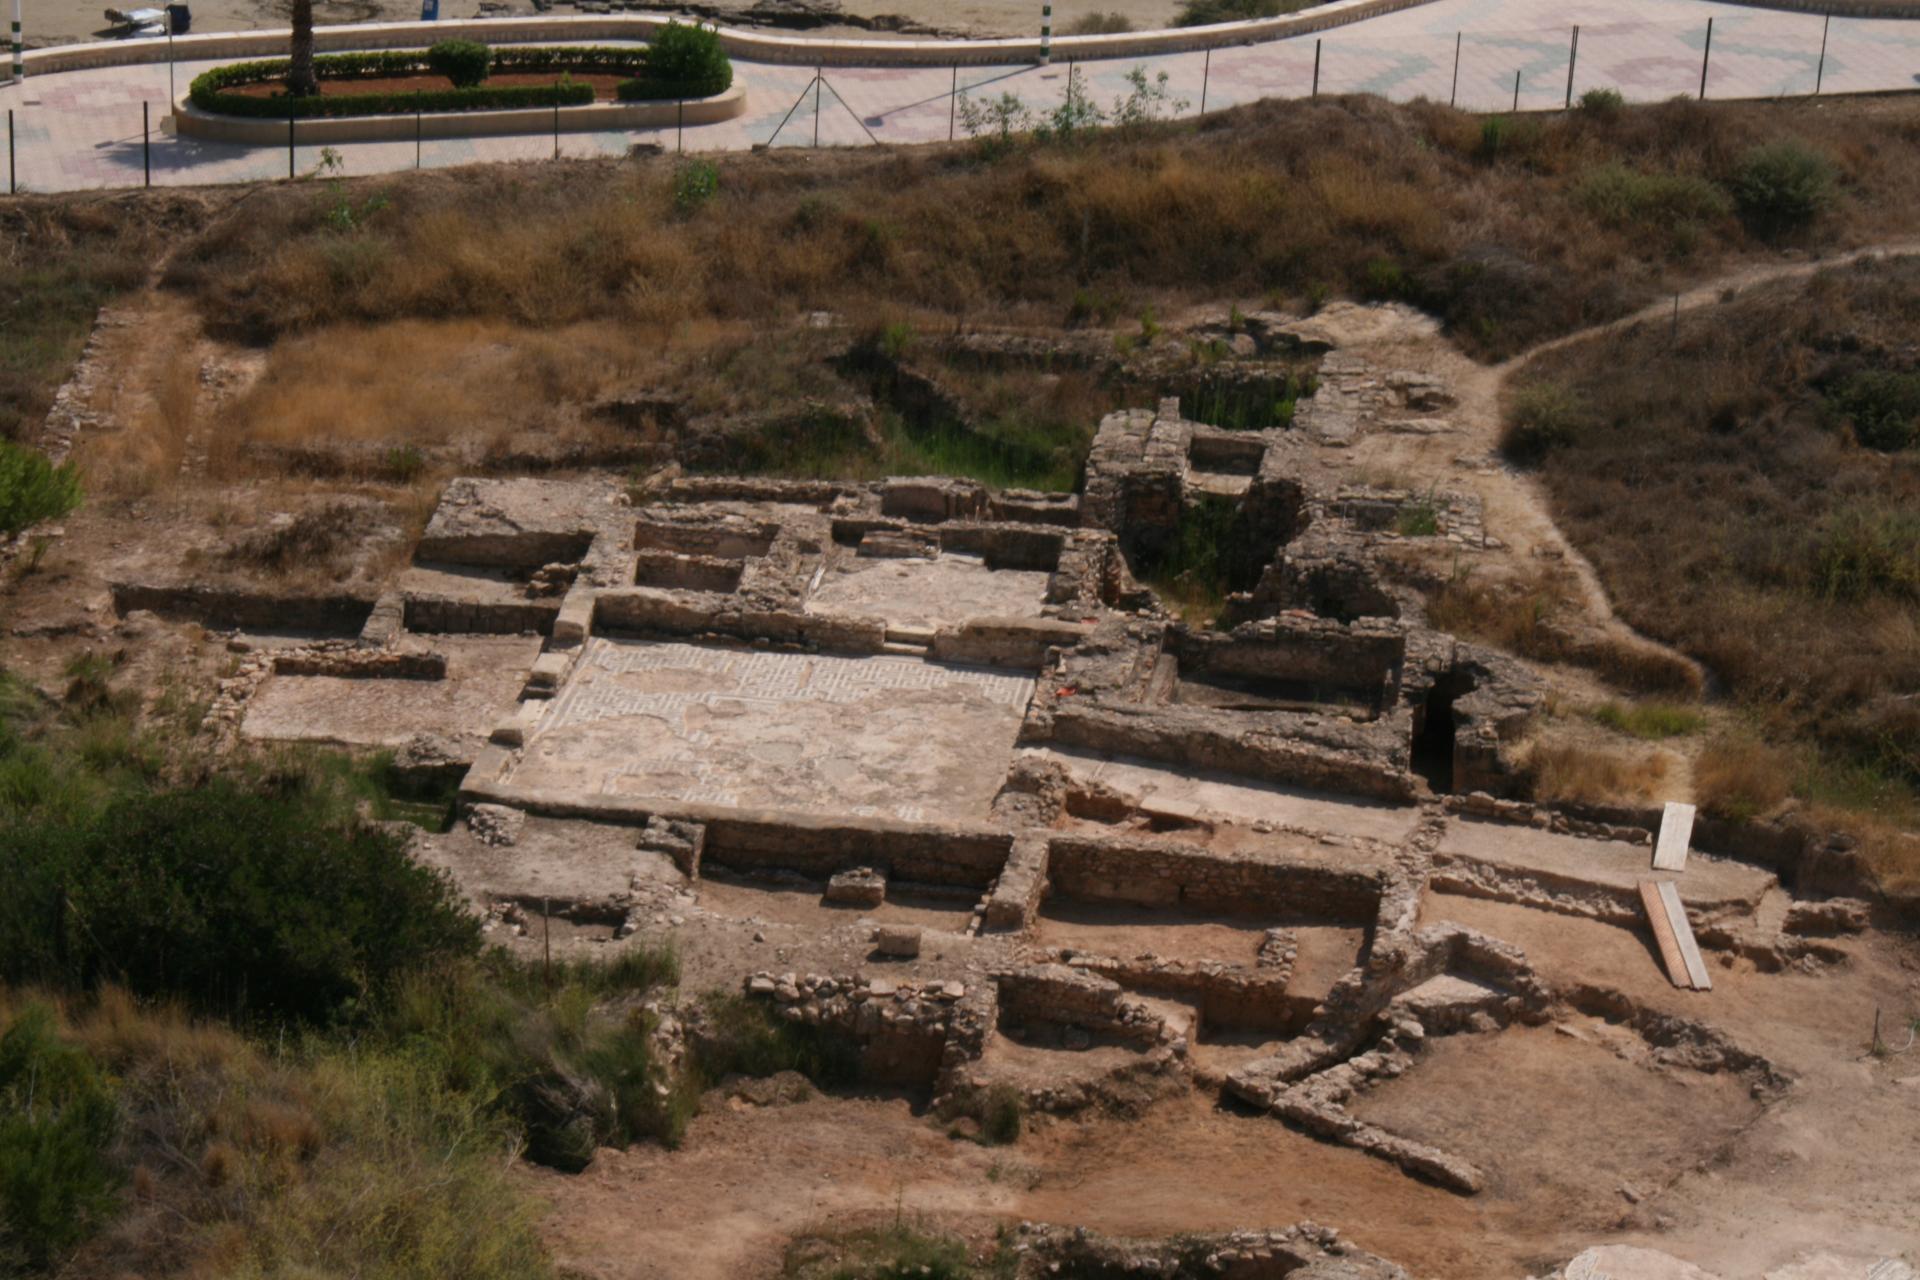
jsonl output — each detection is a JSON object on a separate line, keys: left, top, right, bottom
{"left": 166, "top": 3, "right": 191, "bottom": 33}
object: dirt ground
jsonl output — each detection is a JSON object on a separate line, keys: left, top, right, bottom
{"left": 28, "top": 0, "right": 1187, "bottom": 49}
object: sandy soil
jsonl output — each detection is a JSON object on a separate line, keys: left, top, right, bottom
{"left": 29, "top": 0, "right": 1188, "bottom": 49}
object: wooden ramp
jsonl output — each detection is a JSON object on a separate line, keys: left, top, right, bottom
{"left": 1652, "top": 801, "right": 1696, "bottom": 872}
{"left": 1640, "top": 879, "right": 1712, "bottom": 991}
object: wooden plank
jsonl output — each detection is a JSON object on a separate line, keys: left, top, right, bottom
{"left": 1652, "top": 801, "right": 1696, "bottom": 872}
{"left": 1658, "top": 879, "right": 1713, "bottom": 992}
{"left": 1640, "top": 880, "right": 1690, "bottom": 989}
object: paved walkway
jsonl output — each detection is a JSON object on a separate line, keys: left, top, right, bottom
{"left": 4, "top": 0, "right": 1919, "bottom": 193}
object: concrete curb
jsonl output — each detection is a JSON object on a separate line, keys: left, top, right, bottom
{"left": 7, "top": 0, "right": 1445, "bottom": 79}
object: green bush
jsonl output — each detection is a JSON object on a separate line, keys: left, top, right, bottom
{"left": 1503, "top": 382, "right": 1588, "bottom": 463}
{"left": 980, "top": 1083, "right": 1023, "bottom": 1145}
{"left": 672, "top": 159, "right": 719, "bottom": 214}
{"left": 1727, "top": 142, "right": 1835, "bottom": 236}
{"left": 1813, "top": 504, "right": 1920, "bottom": 603}
{"left": 1590, "top": 701, "right": 1705, "bottom": 740}
{"left": 1825, "top": 368, "right": 1920, "bottom": 451}
{"left": 189, "top": 51, "right": 603, "bottom": 118}
{"left": 1574, "top": 163, "right": 1730, "bottom": 229}
{"left": 1175, "top": 0, "right": 1293, "bottom": 25}
{"left": 626, "top": 21, "right": 732, "bottom": 99}
{"left": 1576, "top": 86, "right": 1626, "bottom": 117}
{"left": 426, "top": 40, "right": 492, "bottom": 88}
{"left": 0, "top": 779, "right": 480, "bottom": 1023}
{"left": 0, "top": 1005, "right": 120, "bottom": 1272}
{"left": 0, "top": 441, "right": 82, "bottom": 537}
{"left": 690, "top": 991, "right": 859, "bottom": 1087}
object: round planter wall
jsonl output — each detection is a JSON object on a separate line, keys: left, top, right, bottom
{"left": 173, "top": 81, "right": 746, "bottom": 144}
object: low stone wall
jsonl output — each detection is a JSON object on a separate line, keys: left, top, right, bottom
{"left": 981, "top": 831, "right": 1050, "bottom": 932}
{"left": 402, "top": 595, "right": 558, "bottom": 635}
{"left": 1059, "top": 953, "right": 1310, "bottom": 1036}
{"left": 702, "top": 813, "right": 1013, "bottom": 889}
{"left": 1173, "top": 615, "right": 1404, "bottom": 697}
{"left": 1044, "top": 832, "right": 1385, "bottom": 922}
{"left": 740, "top": 971, "right": 983, "bottom": 1088}
{"left": 930, "top": 617, "right": 1091, "bottom": 670}
{"left": 173, "top": 85, "right": 746, "bottom": 146}
{"left": 110, "top": 582, "right": 377, "bottom": 634}
{"left": 1042, "top": 701, "right": 1419, "bottom": 803}
{"left": 593, "top": 588, "right": 887, "bottom": 653}
{"left": 993, "top": 964, "right": 1166, "bottom": 1049}
{"left": 632, "top": 550, "right": 745, "bottom": 593}
{"left": 271, "top": 650, "right": 445, "bottom": 679}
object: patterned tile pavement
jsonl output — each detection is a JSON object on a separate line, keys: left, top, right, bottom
{"left": 3, "top": 0, "right": 1918, "bottom": 194}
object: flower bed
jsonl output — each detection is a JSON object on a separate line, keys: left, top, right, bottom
{"left": 189, "top": 32, "right": 732, "bottom": 120}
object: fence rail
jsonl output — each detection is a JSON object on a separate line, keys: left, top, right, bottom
{"left": 4, "top": 11, "right": 1919, "bottom": 195}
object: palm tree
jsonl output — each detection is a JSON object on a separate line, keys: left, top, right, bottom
{"left": 288, "top": 0, "right": 317, "bottom": 97}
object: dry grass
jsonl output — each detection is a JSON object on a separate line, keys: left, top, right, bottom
{"left": 1693, "top": 736, "right": 1796, "bottom": 821}
{"left": 1424, "top": 566, "right": 1702, "bottom": 696}
{"left": 159, "top": 94, "right": 1920, "bottom": 362}
{"left": 1514, "top": 255, "right": 1920, "bottom": 821}
{"left": 1524, "top": 736, "right": 1673, "bottom": 807}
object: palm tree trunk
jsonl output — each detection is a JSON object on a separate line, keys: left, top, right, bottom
{"left": 288, "top": 0, "right": 317, "bottom": 98}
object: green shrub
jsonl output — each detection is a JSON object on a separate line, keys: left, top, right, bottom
{"left": 1727, "top": 142, "right": 1835, "bottom": 236}
{"left": 189, "top": 53, "right": 599, "bottom": 119}
{"left": 1503, "top": 382, "right": 1588, "bottom": 463}
{"left": 1175, "top": 0, "right": 1294, "bottom": 25}
{"left": 981, "top": 1084, "right": 1023, "bottom": 1145}
{"left": 1066, "top": 11, "right": 1134, "bottom": 33}
{"left": 0, "top": 779, "right": 480, "bottom": 1023}
{"left": 1812, "top": 504, "right": 1920, "bottom": 603}
{"left": 0, "top": 441, "right": 82, "bottom": 537}
{"left": 1825, "top": 368, "right": 1920, "bottom": 452}
{"left": 427, "top": 40, "right": 492, "bottom": 89}
{"left": 0, "top": 1004, "right": 120, "bottom": 1271}
{"left": 672, "top": 159, "right": 719, "bottom": 214}
{"left": 1576, "top": 86, "right": 1625, "bottom": 117}
{"left": 690, "top": 991, "right": 859, "bottom": 1087}
{"left": 1395, "top": 499, "right": 1439, "bottom": 537}
{"left": 1590, "top": 701, "right": 1706, "bottom": 740}
{"left": 631, "top": 21, "right": 732, "bottom": 98}
{"left": 1574, "top": 163, "right": 1730, "bottom": 229}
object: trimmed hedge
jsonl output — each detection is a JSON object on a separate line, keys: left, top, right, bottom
{"left": 189, "top": 35, "right": 729, "bottom": 120}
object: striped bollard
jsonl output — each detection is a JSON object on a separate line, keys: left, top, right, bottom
{"left": 10, "top": 0, "right": 22, "bottom": 83}
{"left": 1040, "top": 3, "right": 1051, "bottom": 65}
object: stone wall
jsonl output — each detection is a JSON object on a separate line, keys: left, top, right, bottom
{"left": 402, "top": 595, "right": 559, "bottom": 636}
{"left": 929, "top": 618, "right": 1091, "bottom": 670}
{"left": 702, "top": 814, "right": 1013, "bottom": 889}
{"left": 1172, "top": 615, "right": 1404, "bottom": 697}
{"left": 1045, "top": 832, "right": 1385, "bottom": 922}
{"left": 110, "top": 583, "right": 378, "bottom": 634}
{"left": 592, "top": 588, "right": 887, "bottom": 654}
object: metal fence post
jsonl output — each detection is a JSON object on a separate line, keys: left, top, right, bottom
{"left": 287, "top": 107, "right": 295, "bottom": 180}
{"left": 1565, "top": 25, "right": 1579, "bottom": 107}
{"left": 677, "top": 99, "right": 684, "bottom": 153}
{"left": 1312, "top": 39, "right": 1321, "bottom": 98}
{"left": 1449, "top": 32, "right": 1461, "bottom": 108}
{"left": 948, "top": 65, "right": 958, "bottom": 141}
{"left": 813, "top": 68, "right": 821, "bottom": 148}
{"left": 1201, "top": 47, "right": 1211, "bottom": 115}
{"left": 1815, "top": 12, "right": 1830, "bottom": 95}
{"left": 8, "top": 108, "right": 14, "bottom": 195}
{"left": 552, "top": 101, "right": 559, "bottom": 160}
{"left": 1512, "top": 68, "right": 1520, "bottom": 111}
{"left": 415, "top": 99, "right": 422, "bottom": 168}
{"left": 143, "top": 101, "right": 151, "bottom": 187}
{"left": 1699, "top": 17, "right": 1713, "bottom": 100}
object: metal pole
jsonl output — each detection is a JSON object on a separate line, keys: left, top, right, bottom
{"left": 813, "top": 68, "right": 821, "bottom": 148}
{"left": 552, "top": 101, "right": 558, "bottom": 160}
{"left": 1040, "top": 1, "right": 1051, "bottom": 65}
{"left": 1312, "top": 39, "right": 1321, "bottom": 98}
{"left": 1699, "top": 17, "right": 1712, "bottom": 101}
{"left": 1815, "top": 12, "right": 1830, "bottom": 95}
{"left": 1449, "top": 32, "right": 1461, "bottom": 107}
{"left": 1565, "top": 25, "right": 1579, "bottom": 107}
{"left": 415, "top": 98, "right": 421, "bottom": 168}
{"left": 948, "top": 64, "right": 957, "bottom": 141}
{"left": 8, "top": 108, "right": 14, "bottom": 195}
{"left": 1201, "top": 47, "right": 1210, "bottom": 115}
{"left": 1512, "top": 68, "right": 1520, "bottom": 111}
{"left": 288, "top": 107, "right": 295, "bottom": 180}
{"left": 143, "top": 101, "right": 150, "bottom": 187}
{"left": 677, "top": 99, "right": 684, "bottom": 153}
